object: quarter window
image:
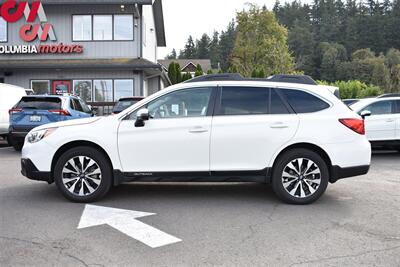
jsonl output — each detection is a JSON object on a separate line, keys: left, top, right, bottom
{"left": 362, "top": 101, "right": 394, "bottom": 115}
{"left": 281, "top": 89, "right": 330, "bottom": 113}
{"left": 114, "top": 15, "right": 134, "bottom": 40}
{"left": 218, "top": 87, "right": 269, "bottom": 115}
{"left": 146, "top": 88, "right": 212, "bottom": 119}
{"left": 0, "top": 17, "right": 7, "bottom": 42}
{"left": 93, "top": 15, "right": 112, "bottom": 40}
{"left": 73, "top": 15, "right": 92, "bottom": 41}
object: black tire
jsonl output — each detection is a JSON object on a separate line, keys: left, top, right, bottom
{"left": 9, "top": 136, "right": 23, "bottom": 151}
{"left": 272, "top": 148, "right": 329, "bottom": 205}
{"left": 54, "top": 146, "right": 113, "bottom": 203}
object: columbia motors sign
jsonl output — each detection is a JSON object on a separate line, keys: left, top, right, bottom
{"left": 0, "top": 0, "right": 83, "bottom": 55}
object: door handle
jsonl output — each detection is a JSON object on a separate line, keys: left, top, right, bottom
{"left": 386, "top": 119, "right": 395, "bottom": 122}
{"left": 189, "top": 127, "right": 208, "bottom": 133}
{"left": 270, "top": 122, "right": 289, "bottom": 129}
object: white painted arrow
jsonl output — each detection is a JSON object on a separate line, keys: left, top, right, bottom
{"left": 78, "top": 204, "right": 182, "bottom": 248}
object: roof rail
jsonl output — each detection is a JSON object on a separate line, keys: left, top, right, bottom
{"left": 183, "top": 73, "right": 318, "bottom": 85}
{"left": 377, "top": 93, "right": 400, "bottom": 98}
{"left": 184, "top": 73, "right": 244, "bottom": 83}
{"left": 266, "top": 74, "right": 317, "bottom": 85}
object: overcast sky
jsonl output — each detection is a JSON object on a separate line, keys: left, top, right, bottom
{"left": 158, "top": 0, "right": 312, "bottom": 59}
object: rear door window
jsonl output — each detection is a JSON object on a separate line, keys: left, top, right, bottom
{"left": 280, "top": 89, "right": 330, "bottom": 113}
{"left": 16, "top": 97, "right": 61, "bottom": 110}
{"left": 361, "top": 100, "right": 394, "bottom": 115}
{"left": 218, "top": 87, "right": 269, "bottom": 115}
{"left": 72, "top": 99, "right": 84, "bottom": 112}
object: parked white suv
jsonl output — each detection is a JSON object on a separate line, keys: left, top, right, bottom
{"left": 21, "top": 80, "right": 371, "bottom": 204}
{"left": 350, "top": 96, "right": 400, "bottom": 151}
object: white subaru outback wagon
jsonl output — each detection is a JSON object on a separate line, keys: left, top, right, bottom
{"left": 21, "top": 78, "right": 371, "bottom": 204}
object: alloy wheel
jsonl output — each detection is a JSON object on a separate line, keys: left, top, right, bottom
{"left": 61, "top": 156, "right": 102, "bottom": 196}
{"left": 281, "top": 158, "right": 322, "bottom": 198}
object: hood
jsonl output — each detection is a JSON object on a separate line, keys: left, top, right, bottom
{"left": 33, "top": 117, "right": 102, "bottom": 131}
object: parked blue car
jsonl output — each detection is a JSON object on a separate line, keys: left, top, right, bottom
{"left": 8, "top": 95, "right": 93, "bottom": 150}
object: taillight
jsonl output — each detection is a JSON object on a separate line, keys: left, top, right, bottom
{"left": 49, "top": 109, "right": 71, "bottom": 116}
{"left": 339, "top": 119, "right": 365, "bottom": 135}
{"left": 9, "top": 108, "right": 22, "bottom": 115}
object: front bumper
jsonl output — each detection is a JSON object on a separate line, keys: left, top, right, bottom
{"left": 21, "top": 158, "right": 52, "bottom": 183}
{"left": 330, "top": 165, "right": 370, "bottom": 183}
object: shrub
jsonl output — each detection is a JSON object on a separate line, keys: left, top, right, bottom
{"left": 317, "top": 80, "right": 383, "bottom": 99}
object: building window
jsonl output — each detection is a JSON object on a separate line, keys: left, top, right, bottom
{"left": 94, "top": 80, "right": 113, "bottom": 102}
{"left": 31, "top": 80, "right": 50, "bottom": 95}
{"left": 93, "top": 15, "right": 112, "bottom": 40}
{"left": 114, "top": 15, "right": 134, "bottom": 40}
{"left": 114, "top": 79, "right": 134, "bottom": 101}
{"left": 0, "top": 17, "right": 6, "bottom": 42}
{"left": 73, "top": 15, "right": 92, "bottom": 41}
{"left": 73, "top": 80, "right": 93, "bottom": 102}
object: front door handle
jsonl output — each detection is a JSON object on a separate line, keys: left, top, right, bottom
{"left": 386, "top": 119, "right": 395, "bottom": 122}
{"left": 189, "top": 126, "right": 208, "bottom": 133}
{"left": 270, "top": 122, "right": 289, "bottom": 129}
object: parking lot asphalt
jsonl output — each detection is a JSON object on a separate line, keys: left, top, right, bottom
{"left": 0, "top": 146, "right": 399, "bottom": 267}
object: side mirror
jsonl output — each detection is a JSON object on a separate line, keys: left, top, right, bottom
{"left": 135, "top": 108, "right": 149, "bottom": 127}
{"left": 360, "top": 110, "right": 371, "bottom": 119}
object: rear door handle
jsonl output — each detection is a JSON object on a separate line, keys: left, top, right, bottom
{"left": 270, "top": 122, "right": 289, "bottom": 129}
{"left": 386, "top": 119, "right": 395, "bottom": 122}
{"left": 189, "top": 126, "right": 208, "bottom": 133}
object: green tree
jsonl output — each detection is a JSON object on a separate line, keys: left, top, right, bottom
{"left": 232, "top": 4, "right": 294, "bottom": 77}
{"left": 195, "top": 64, "right": 204, "bottom": 77}
{"left": 179, "top": 36, "right": 197, "bottom": 59}
{"left": 207, "top": 69, "right": 214, "bottom": 75}
{"left": 166, "top": 49, "right": 177, "bottom": 59}
{"left": 167, "top": 62, "right": 182, "bottom": 85}
{"left": 219, "top": 21, "right": 236, "bottom": 71}
{"left": 196, "top": 33, "right": 211, "bottom": 59}
{"left": 168, "top": 62, "right": 178, "bottom": 84}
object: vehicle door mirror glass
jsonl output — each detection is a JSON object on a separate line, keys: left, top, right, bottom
{"left": 360, "top": 110, "right": 372, "bottom": 119}
{"left": 135, "top": 108, "right": 149, "bottom": 127}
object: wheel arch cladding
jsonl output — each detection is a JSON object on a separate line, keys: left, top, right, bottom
{"left": 50, "top": 141, "right": 114, "bottom": 183}
{"left": 272, "top": 143, "right": 333, "bottom": 181}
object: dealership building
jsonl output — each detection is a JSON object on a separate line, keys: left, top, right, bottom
{"left": 0, "top": 0, "right": 169, "bottom": 109}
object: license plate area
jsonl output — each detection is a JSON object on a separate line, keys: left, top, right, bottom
{"left": 30, "top": 115, "right": 42, "bottom": 122}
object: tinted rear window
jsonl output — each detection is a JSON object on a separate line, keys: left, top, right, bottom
{"left": 17, "top": 97, "right": 61, "bottom": 110}
{"left": 218, "top": 87, "right": 269, "bottom": 115}
{"left": 281, "top": 89, "right": 330, "bottom": 113}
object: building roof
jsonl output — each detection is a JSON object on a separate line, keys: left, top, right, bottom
{"left": 0, "top": 58, "right": 162, "bottom": 70}
{"left": 29, "top": 0, "right": 166, "bottom": 47}
{"left": 158, "top": 59, "right": 212, "bottom": 73}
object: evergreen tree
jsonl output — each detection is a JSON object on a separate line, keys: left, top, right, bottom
{"left": 194, "top": 64, "right": 204, "bottom": 77}
{"left": 166, "top": 49, "right": 177, "bottom": 59}
{"left": 168, "top": 62, "right": 178, "bottom": 85}
{"left": 196, "top": 33, "right": 211, "bottom": 59}
{"left": 179, "top": 36, "right": 197, "bottom": 59}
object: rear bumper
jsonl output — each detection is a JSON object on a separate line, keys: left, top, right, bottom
{"left": 21, "top": 158, "right": 52, "bottom": 183}
{"left": 330, "top": 165, "right": 370, "bottom": 183}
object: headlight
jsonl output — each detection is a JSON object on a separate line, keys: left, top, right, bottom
{"left": 27, "top": 128, "right": 57, "bottom": 144}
